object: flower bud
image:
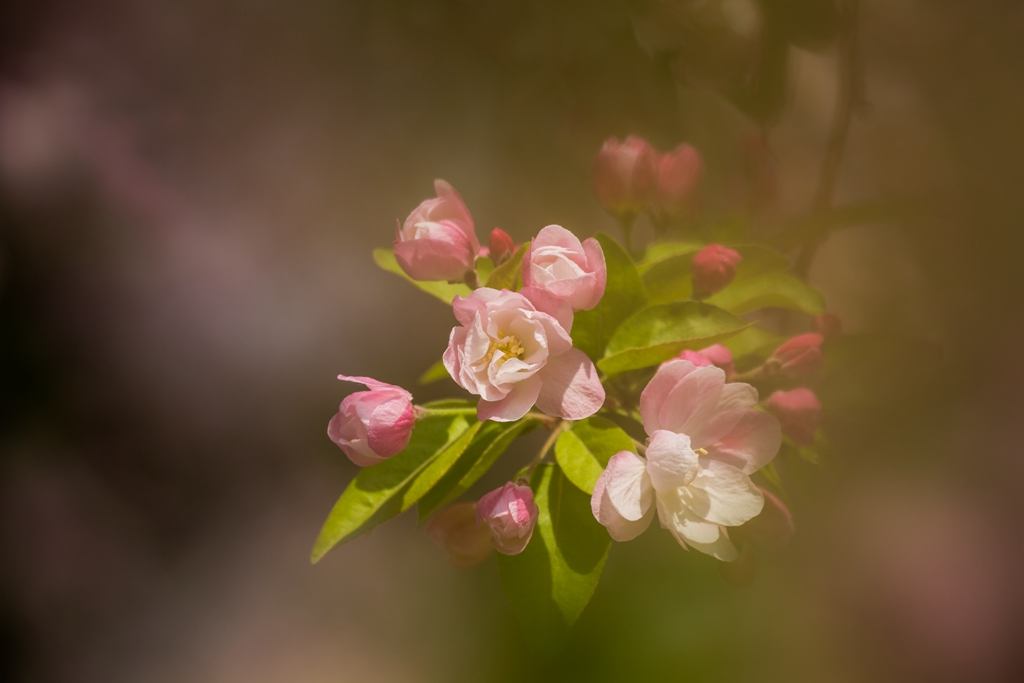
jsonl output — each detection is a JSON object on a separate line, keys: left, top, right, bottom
{"left": 476, "top": 482, "right": 539, "bottom": 555}
{"left": 767, "top": 388, "right": 821, "bottom": 447}
{"left": 691, "top": 244, "right": 743, "bottom": 297}
{"left": 768, "top": 333, "right": 824, "bottom": 376}
{"left": 590, "top": 136, "right": 658, "bottom": 220}
{"left": 424, "top": 502, "right": 494, "bottom": 568}
{"left": 522, "top": 224, "right": 607, "bottom": 311}
{"left": 488, "top": 228, "right": 516, "bottom": 265}
{"left": 815, "top": 312, "right": 842, "bottom": 342}
{"left": 394, "top": 179, "right": 480, "bottom": 282}
{"left": 327, "top": 375, "right": 415, "bottom": 467}
{"left": 652, "top": 143, "right": 703, "bottom": 220}
{"left": 733, "top": 487, "right": 794, "bottom": 551}
{"left": 664, "top": 344, "right": 736, "bottom": 376}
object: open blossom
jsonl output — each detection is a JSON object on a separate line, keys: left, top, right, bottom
{"left": 591, "top": 360, "right": 781, "bottom": 561}
{"left": 477, "top": 482, "right": 539, "bottom": 555}
{"left": 425, "top": 502, "right": 495, "bottom": 567}
{"left": 692, "top": 244, "right": 743, "bottom": 297}
{"left": 443, "top": 287, "right": 604, "bottom": 422}
{"left": 394, "top": 179, "right": 480, "bottom": 282}
{"left": 590, "top": 136, "right": 658, "bottom": 219}
{"left": 767, "top": 387, "right": 821, "bottom": 446}
{"left": 522, "top": 225, "right": 607, "bottom": 311}
{"left": 769, "top": 333, "right": 824, "bottom": 376}
{"left": 328, "top": 376, "right": 415, "bottom": 467}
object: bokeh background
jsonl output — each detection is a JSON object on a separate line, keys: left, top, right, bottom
{"left": 2, "top": 1, "right": 1023, "bottom": 681}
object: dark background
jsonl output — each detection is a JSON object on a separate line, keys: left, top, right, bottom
{"left": 1, "top": 1, "right": 1023, "bottom": 681}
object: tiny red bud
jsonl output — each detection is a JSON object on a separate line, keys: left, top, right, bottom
{"left": 815, "top": 312, "right": 842, "bottom": 341}
{"left": 691, "top": 244, "right": 743, "bottom": 297}
{"left": 488, "top": 228, "right": 516, "bottom": 265}
{"left": 590, "top": 136, "right": 658, "bottom": 220}
{"left": 769, "top": 333, "right": 824, "bottom": 376}
{"left": 767, "top": 388, "right": 822, "bottom": 447}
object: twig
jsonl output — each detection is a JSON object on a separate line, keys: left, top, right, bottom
{"left": 525, "top": 420, "right": 567, "bottom": 476}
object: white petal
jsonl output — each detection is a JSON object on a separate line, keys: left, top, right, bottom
{"left": 706, "top": 410, "right": 782, "bottom": 474}
{"left": 601, "top": 452, "right": 653, "bottom": 521}
{"left": 592, "top": 467, "right": 655, "bottom": 542}
{"left": 681, "top": 381, "right": 758, "bottom": 448}
{"left": 686, "top": 460, "right": 764, "bottom": 527}
{"left": 681, "top": 530, "right": 738, "bottom": 562}
{"left": 656, "top": 491, "right": 721, "bottom": 545}
{"left": 645, "top": 430, "right": 699, "bottom": 493}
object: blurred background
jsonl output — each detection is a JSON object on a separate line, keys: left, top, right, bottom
{"left": 1, "top": 1, "right": 1023, "bottom": 681}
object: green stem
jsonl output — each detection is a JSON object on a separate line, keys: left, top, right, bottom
{"left": 525, "top": 420, "right": 567, "bottom": 477}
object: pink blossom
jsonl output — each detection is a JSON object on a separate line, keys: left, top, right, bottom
{"left": 477, "top": 482, "right": 540, "bottom": 555}
{"left": 488, "top": 228, "right": 516, "bottom": 265}
{"left": 328, "top": 375, "right": 415, "bottom": 467}
{"left": 591, "top": 360, "right": 781, "bottom": 561}
{"left": 443, "top": 287, "right": 604, "bottom": 422}
{"left": 590, "top": 136, "right": 658, "bottom": 219}
{"left": 424, "top": 502, "right": 494, "bottom": 567}
{"left": 522, "top": 225, "right": 607, "bottom": 312}
{"left": 652, "top": 143, "right": 703, "bottom": 220}
{"left": 769, "top": 333, "right": 824, "bottom": 376}
{"left": 691, "top": 244, "right": 743, "bottom": 297}
{"left": 394, "top": 179, "right": 480, "bottom": 282}
{"left": 767, "top": 387, "right": 822, "bottom": 447}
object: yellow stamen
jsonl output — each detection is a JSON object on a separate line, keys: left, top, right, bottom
{"left": 695, "top": 448, "right": 708, "bottom": 457}
{"left": 485, "top": 330, "right": 525, "bottom": 367}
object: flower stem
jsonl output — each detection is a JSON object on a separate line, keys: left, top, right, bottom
{"left": 525, "top": 419, "right": 567, "bottom": 477}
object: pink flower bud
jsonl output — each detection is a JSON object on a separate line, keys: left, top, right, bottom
{"left": 488, "top": 228, "right": 516, "bottom": 265}
{"left": 652, "top": 143, "right": 703, "bottom": 220}
{"left": 767, "top": 388, "right": 822, "bottom": 447}
{"left": 691, "top": 244, "right": 743, "bottom": 297}
{"left": 733, "top": 487, "right": 795, "bottom": 551}
{"left": 768, "top": 333, "right": 824, "bottom": 376}
{"left": 424, "top": 502, "right": 494, "bottom": 568}
{"left": 697, "top": 343, "right": 735, "bottom": 377}
{"left": 815, "top": 312, "right": 842, "bottom": 342}
{"left": 394, "top": 179, "right": 480, "bottom": 282}
{"left": 590, "top": 136, "right": 658, "bottom": 220}
{"left": 522, "top": 224, "right": 607, "bottom": 311}
{"left": 742, "top": 133, "right": 778, "bottom": 214}
{"left": 327, "top": 375, "right": 415, "bottom": 467}
{"left": 476, "top": 482, "right": 539, "bottom": 555}
{"left": 677, "top": 349, "right": 713, "bottom": 368}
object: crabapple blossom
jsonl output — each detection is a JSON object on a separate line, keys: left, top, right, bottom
{"left": 425, "top": 502, "right": 494, "bottom": 567}
{"left": 590, "top": 136, "right": 658, "bottom": 220}
{"left": 394, "top": 179, "right": 480, "bottom": 282}
{"left": 767, "top": 387, "right": 822, "bottom": 446}
{"left": 477, "top": 482, "right": 539, "bottom": 555}
{"left": 443, "top": 287, "right": 604, "bottom": 422}
{"left": 591, "top": 360, "right": 781, "bottom": 561}
{"left": 768, "top": 333, "right": 824, "bottom": 376}
{"left": 488, "top": 228, "right": 516, "bottom": 265}
{"left": 522, "top": 225, "right": 607, "bottom": 311}
{"left": 652, "top": 142, "right": 703, "bottom": 220}
{"left": 328, "top": 375, "right": 415, "bottom": 467}
{"left": 691, "top": 244, "right": 743, "bottom": 298}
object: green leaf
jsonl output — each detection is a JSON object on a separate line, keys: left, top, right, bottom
{"left": 484, "top": 241, "right": 529, "bottom": 290}
{"left": 706, "top": 271, "right": 826, "bottom": 315}
{"left": 400, "top": 422, "right": 482, "bottom": 511}
{"left": 555, "top": 417, "right": 637, "bottom": 495}
{"left": 417, "top": 359, "right": 451, "bottom": 385}
{"left": 598, "top": 301, "right": 750, "bottom": 376}
{"left": 641, "top": 245, "right": 790, "bottom": 305}
{"left": 373, "top": 248, "right": 471, "bottom": 305}
{"left": 572, "top": 233, "right": 648, "bottom": 361}
{"left": 475, "top": 255, "right": 495, "bottom": 284}
{"left": 636, "top": 240, "right": 706, "bottom": 275}
{"left": 311, "top": 412, "right": 474, "bottom": 563}
{"left": 417, "top": 418, "right": 538, "bottom": 522}
{"left": 722, "top": 326, "right": 787, "bottom": 360}
{"left": 497, "top": 464, "right": 611, "bottom": 653}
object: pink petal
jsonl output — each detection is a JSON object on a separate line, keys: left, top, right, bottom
{"left": 476, "top": 374, "right": 543, "bottom": 422}
{"left": 520, "top": 286, "right": 574, "bottom": 333}
{"left": 336, "top": 375, "right": 411, "bottom": 396}
{"left": 366, "top": 396, "right": 415, "bottom": 457}
{"left": 535, "top": 348, "right": 605, "bottom": 420}
{"left": 579, "top": 237, "right": 607, "bottom": 310}
{"left": 706, "top": 410, "right": 782, "bottom": 474}
{"left": 451, "top": 287, "right": 504, "bottom": 327}
{"left": 531, "top": 224, "right": 584, "bottom": 252}
{"left": 639, "top": 359, "right": 702, "bottom": 433}
{"left": 393, "top": 235, "right": 473, "bottom": 282}
{"left": 653, "top": 364, "right": 727, "bottom": 438}
{"left": 680, "top": 381, "right": 758, "bottom": 449}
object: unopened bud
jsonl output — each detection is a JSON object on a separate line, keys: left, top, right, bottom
{"left": 652, "top": 143, "right": 703, "bottom": 221}
{"left": 424, "top": 502, "right": 494, "bottom": 568}
{"left": 476, "top": 482, "right": 539, "bottom": 555}
{"left": 590, "top": 136, "right": 658, "bottom": 221}
{"left": 664, "top": 344, "right": 735, "bottom": 377}
{"left": 768, "top": 333, "right": 823, "bottom": 376}
{"left": 767, "top": 388, "right": 821, "bottom": 447}
{"left": 691, "top": 244, "right": 743, "bottom": 298}
{"left": 814, "top": 312, "right": 842, "bottom": 342}
{"left": 488, "top": 228, "right": 516, "bottom": 265}
{"left": 328, "top": 376, "right": 415, "bottom": 467}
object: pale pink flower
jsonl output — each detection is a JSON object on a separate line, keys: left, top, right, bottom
{"left": 767, "top": 387, "right": 822, "bottom": 447}
{"left": 591, "top": 360, "right": 781, "bottom": 561}
{"left": 590, "top": 135, "right": 658, "bottom": 219}
{"left": 394, "top": 179, "right": 480, "bottom": 282}
{"left": 328, "top": 375, "right": 415, "bottom": 467}
{"left": 476, "top": 482, "right": 539, "bottom": 555}
{"left": 425, "top": 502, "right": 494, "bottom": 567}
{"left": 488, "top": 228, "right": 516, "bottom": 265}
{"left": 691, "top": 244, "right": 743, "bottom": 297}
{"left": 665, "top": 344, "right": 735, "bottom": 377}
{"left": 769, "top": 333, "right": 824, "bottom": 376}
{"left": 652, "top": 143, "right": 703, "bottom": 219}
{"left": 443, "top": 287, "right": 605, "bottom": 422}
{"left": 522, "top": 225, "right": 607, "bottom": 311}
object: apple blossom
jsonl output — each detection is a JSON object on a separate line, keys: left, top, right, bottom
{"left": 768, "top": 333, "right": 824, "bottom": 376}
{"left": 443, "top": 287, "right": 604, "bottom": 422}
{"left": 652, "top": 142, "right": 703, "bottom": 220}
{"left": 327, "top": 375, "right": 415, "bottom": 467}
{"left": 488, "top": 228, "right": 516, "bottom": 265}
{"left": 691, "top": 244, "right": 743, "bottom": 298}
{"left": 767, "top": 387, "right": 822, "bottom": 447}
{"left": 425, "top": 502, "right": 495, "bottom": 567}
{"left": 476, "top": 482, "right": 539, "bottom": 555}
{"left": 522, "top": 225, "right": 607, "bottom": 312}
{"left": 394, "top": 179, "right": 480, "bottom": 282}
{"left": 591, "top": 360, "right": 781, "bottom": 561}
{"left": 590, "top": 135, "right": 658, "bottom": 220}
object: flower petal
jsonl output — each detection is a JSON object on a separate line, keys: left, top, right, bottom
{"left": 655, "top": 364, "right": 727, "bottom": 437}
{"left": 591, "top": 452, "right": 655, "bottom": 541}
{"left": 681, "top": 381, "right": 759, "bottom": 448}
{"left": 580, "top": 237, "right": 607, "bottom": 311}
{"left": 706, "top": 410, "right": 781, "bottom": 474}
{"left": 520, "top": 285, "right": 574, "bottom": 333}
{"left": 639, "top": 359, "right": 702, "bottom": 433}
{"left": 535, "top": 348, "right": 605, "bottom": 420}
{"left": 679, "top": 530, "right": 738, "bottom": 562}
{"left": 656, "top": 491, "right": 722, "bottom": 544}
{"left": 685, "top": 460, "right": 764, "bottom": 527}
{"left": 476, "top": 374, "right": 542, "bottom": 422}
{"left": 645, "top": 430, "right": 699, "bottom": 493}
